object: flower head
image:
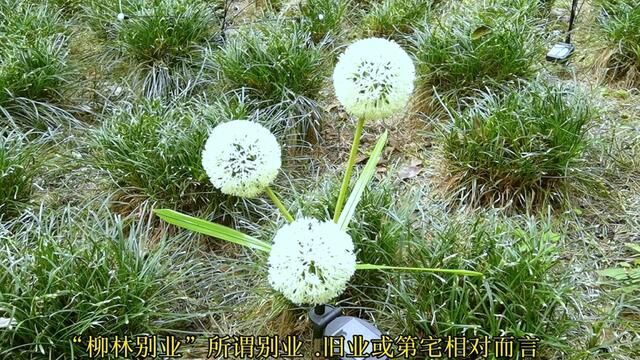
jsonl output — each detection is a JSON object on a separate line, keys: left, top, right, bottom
{"left": 202, "top": 120, "right": 281, "bottom": 198}
{"left": 268, "top": 218, "right": 357, "bottom": 305}
{"left": 117, "top": 12, "right": 126, "bottom": 21}
{"left": 333, "top": 37, "right": 415, "bottom": 121}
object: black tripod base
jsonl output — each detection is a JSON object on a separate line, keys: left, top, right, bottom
{"left": 308, "top": 304, "right": 343, "bottom": 340}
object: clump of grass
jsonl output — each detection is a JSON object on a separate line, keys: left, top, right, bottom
{"left": 48, "top": 0, "right": 84, "bottom": 14}
{"left": 291, "top": 172, "right": 575, "bottom": 355}
{"left": 0, "top": 129, "right": 50, "bottom": 219}
{"left": 536, "top": 0, "right": 556, "bottom": 12}
{"left": 377, "top": 213, "right": 575, "bottom": 355}
{"left": 294, "top": 174, "right": 407, "bottom": 263}
{"left": 90, "top": 97, "right": 296, "bottom": 218}
{"left": 438, "top": 82, "right": 592, "bottom": 208}
{"left": 0, "top": 1, "right": 66, "bottom": 41}
{"left": 214, "top": 19, "right": 328, "bottom": 105}
{"left": 0, "top": 39, "right": 70, "bottom": 103}
{"left": 499, "top": 0, "right": 556, "bottom": 14}
{"left": 595, "top": 0, "right": 640, "bottom": 84}
{"left": 0, "top": 1, "right": 76, "bottom": 128}
{"left": 361, "top": 0, "right": 438, "bottom": 39}
{"left": 594, "top": 0, "right": 636, "bottom": 14}
{"left": 90, "top": 99, "right": 227, "bottom": 214}
{"left": 89, "top": 0, "right": 220, "bottom": 98}
{"left": 212, "top": 19, "right": 328, "bottom": 143}
{"left": 204, "top": 89, "right": 323, "bottom": 147}
{"left": 292, "top": 173, "right": 418, "bottom": 303}
{"left": 0, "top": 207, "right": 207, "bottom": 358}
{"left": 256, "top": 0, "right": 285, "bottom": 12}
{"left": 411, "top": 4, "right": 542, "bottom": 104}
{"left": 300, "top": 0, "right": 350, "bottom": 44}
{"left": 114, "top": 1, "right": 217, "bottom": 63}
{"left": 82, "top": 0, "right": 145, "bottom": 39}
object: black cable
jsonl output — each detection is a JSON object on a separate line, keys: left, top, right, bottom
{"left": 566, "top": 0, "right": 580, "bottom": 44}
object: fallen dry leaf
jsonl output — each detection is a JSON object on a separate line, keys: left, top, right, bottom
{"left": 398, "top": 157, "right": 423, "bottom": 180}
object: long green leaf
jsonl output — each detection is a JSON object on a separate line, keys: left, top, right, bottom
{"left": 337, "top": 131, "right": 388, "bottom": 231}
{"left": 154, "top": 209, "right": 271, "bottom": 252}
{"left": 356, "top": 263, "right": 483, "bottom": 277}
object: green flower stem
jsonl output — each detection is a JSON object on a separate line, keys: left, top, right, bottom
{"left": 266, "top": 186, "right": 294, "bottom": 223}
{"left": 333, "top": 117, "right": 366, "bottom": 223}
{"left": 356, "top": 263, "right": 483, "bottom": 277}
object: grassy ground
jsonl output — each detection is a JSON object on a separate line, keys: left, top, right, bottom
{"left": 1, "top": 0, "right": 639, "bottom": 359}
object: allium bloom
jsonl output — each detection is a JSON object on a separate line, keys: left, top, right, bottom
{"left": 333, "top": 37, "right": 415, "bottom": 121}
{"left": 268, "top": 218, "right": 357, "bottom": 305}
{"left": 202, "top": 120, "right": 281, "bottom": 198}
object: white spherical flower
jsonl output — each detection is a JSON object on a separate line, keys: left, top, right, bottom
{"left": 268, "top": 218, "right": 357, "bottom": 305}
{"left": 202, "top": 120, "right": 281, "bottom": 198}
{"left": 333, "top": 37, "right": 416, "bottom": 121}
{"left": 117, "top": 12, "right": 126, "bottom": 21}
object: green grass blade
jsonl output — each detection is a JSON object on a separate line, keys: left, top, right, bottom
{"left": 337, "top": 131, "right": 388, "bottom": 231}
{"left": 355, "top": 263, "right": 483, "bottom": 277}
{"left": 154, "top": 209, "right": 271, "bottom": 252}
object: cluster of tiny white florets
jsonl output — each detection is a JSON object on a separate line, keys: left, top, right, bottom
{"left": 201, "top": 120, "right": 281, "bottom": 198}
{"left": 268, "top": 218, "right": 357, "bottom": 305}
{"left": 333, "top": 37, "right": 416, "bottom": 121}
